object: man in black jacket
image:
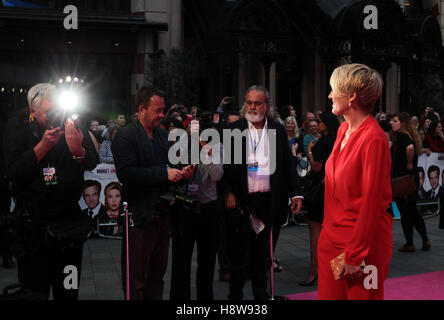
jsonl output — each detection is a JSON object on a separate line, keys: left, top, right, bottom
{"left": 112, "top": 86, "right": 194, "bottom": 300}
{"left": 0, "top": 112, "right": 15, "bottom": 269}
{"left": 221, "top": 85, "right": 303, "bottom": 300}
{"left": 3, "top": 83, "right": 98, "bottom": 300}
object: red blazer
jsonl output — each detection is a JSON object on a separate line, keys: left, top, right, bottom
{"left": 323, "top": 116, "right": 393, "bottom": 266}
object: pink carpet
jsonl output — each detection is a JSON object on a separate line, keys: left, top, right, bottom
{"left": 287, "top": 271, "right": 444, "bottom": 300}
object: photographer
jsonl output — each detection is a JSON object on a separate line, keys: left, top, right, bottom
{"left": 170, "top": 118, "right": 223, "bottom": 301}
{"left": 3, "top": 83, "right": 98, "bottom": 300}
{"left": 0, "top": 115, "right": 15, "bottom": 269}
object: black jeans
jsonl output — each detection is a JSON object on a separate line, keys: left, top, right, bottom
{"left": 16, "top": 232, "right": 84, "bottom": 300}
{"left": 394, "top": 196, "right": 429, "bottom": 245}
{"left": 170, "top": 200, "right": 220, "bottom": 301}
{"left": 227, "top": 192, "right": 271, "bottom": 300}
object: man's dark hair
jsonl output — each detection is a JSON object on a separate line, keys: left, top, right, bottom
{"left": 136, "top": 86, "right": 165, "bottom": 109}
{"left": 428, "top": 165, "right": 440, "bottom": 178}
{"left": 83, "top": 180, "right": 101, "bottom": 194}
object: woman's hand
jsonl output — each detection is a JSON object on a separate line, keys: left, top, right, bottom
{"left": 339, "top": 262, "right": 363, "bottom": 279}
{"left": 291, "top": 143, "right": 298, "bottom": 157}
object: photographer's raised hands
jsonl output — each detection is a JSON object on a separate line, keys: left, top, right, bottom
{"left": 34, "top": 127, "right": 64, "bottom": 163}
{"left": 65, "top": 118, "right": 85, "bottom": 160}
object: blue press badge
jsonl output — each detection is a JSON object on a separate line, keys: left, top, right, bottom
{"left": 248, "top": 162, "right": 259, "bottom": 172}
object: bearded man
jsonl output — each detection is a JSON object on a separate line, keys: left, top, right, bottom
{"left": 220, "top": 85, "right": 303, "bottom": 300}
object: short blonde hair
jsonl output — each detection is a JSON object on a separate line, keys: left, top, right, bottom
{"left": 329, "top": 63, "right": 383, "bottom": 113}
{"left": 27, "top": 83, "right": 55, "bottom": 110}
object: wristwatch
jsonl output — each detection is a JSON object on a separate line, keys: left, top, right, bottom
{"left": 73, "top": 148, "right": 86, "bottom": 160}
{"left": 308, "top": 151, "right": 312, "bottom": 155}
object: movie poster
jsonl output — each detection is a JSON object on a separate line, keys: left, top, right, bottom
{"left": 417, "top": 152, "right": 444, "bottom": 201}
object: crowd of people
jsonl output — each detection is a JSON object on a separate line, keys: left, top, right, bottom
{"left": 0, "top": 63, "right": 442, "bottom": 301}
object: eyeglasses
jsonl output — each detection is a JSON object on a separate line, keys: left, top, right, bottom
{"left": 30, "top": 90, "right": 42, "bottom": 106}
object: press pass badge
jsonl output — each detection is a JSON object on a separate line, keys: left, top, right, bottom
{"left": 188, "top": 184, "right": 199, "bottom": 194}
{"left": 43, "top": 166, "right": 58, "bottom": 186}
{"left": 248, "top": 161, "right": 259, "bottom": 172}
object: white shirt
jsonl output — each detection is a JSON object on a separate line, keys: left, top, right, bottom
{"left": 431, "top": 186, "right": 441, "bottom": 198}
{"left": 246, "top": 118, "right": 303, "bottom": 200}
{"left": 88, "top": 203, "right": 104, "bottom": 219}
{"left": 247, "top": 118, "right": 271, "bottom": 193}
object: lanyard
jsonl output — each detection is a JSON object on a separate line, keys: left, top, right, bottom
{"left": 249, "top": 125, "right": 266, "bottom": 157}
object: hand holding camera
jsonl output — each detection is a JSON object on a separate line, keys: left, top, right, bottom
{"left": 42, "top": 127, "right": 64, "bottom": 150}
{"left": 34, "top": 127, "right": 64, "bottom": 162}
{"left": 65, "top": 118, "right": 85, "bottom": 158}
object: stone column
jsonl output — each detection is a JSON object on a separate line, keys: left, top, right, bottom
{"left": 385, "top": 63, "right": 400, "bottom": 114}
{"left": 130, "top": 0, "right": 155, "bottom": 110}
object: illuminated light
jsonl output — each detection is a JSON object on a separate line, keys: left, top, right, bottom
{"left": 58, "top": 90, "right": 79, "bottom": 112}
{"left": 59, "top": 79, "right": 63, "bottom": 84}
{"left": 12, "top": 88, "right": 15, "bottom": 92}
{"left": 68, "top": 41, "right": 72, "bottom": 45}
{"left": 20, "top": 88, "right": 23, "bottom": 93}
{"left": 66, "top": 76, "right": 72, "bottom": 82}
{"left": 80, "top": 79, "right": 84, "bottom": 83}
{"left": 20, "top": 39, "right": 24, "bottom": 43}
{"left": 114, "top": 42, "right": 120, "bottom": 47}
{"left": 74, "top": 77, "right": 79, "bottom": 82}
{"left": 1, "top": 88, "right": 4, "bottom": 92}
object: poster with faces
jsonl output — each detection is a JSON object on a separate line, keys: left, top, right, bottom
{"left": 79, "top": 163, "right": 120, "bottom": 210}
{"left": 417, "top": 153, "right": 444, "bottom": 199}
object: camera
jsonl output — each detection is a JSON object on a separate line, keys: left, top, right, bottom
{"left": 47, "top": 77, "right": 84, "bottom": 129}
{"left": 46, "top": 106, "right": 80, "bottom": 130}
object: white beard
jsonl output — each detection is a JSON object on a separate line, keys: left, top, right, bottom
{"left": 245, "top": 111, "right": 264, "bottom": 123}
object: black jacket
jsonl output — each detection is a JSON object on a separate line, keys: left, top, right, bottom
{"left": 112, "top": 120, "right": 172, "bottom": 227}
{"left": 3, "top": 110, "right": 98, "bottom": 224}
{"left": 220, "top": 117, "right": 303, "bottom": 225}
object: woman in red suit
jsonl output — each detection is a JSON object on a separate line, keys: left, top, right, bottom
{"left": 317, "top": 63, "right": 393, "bottom": 300}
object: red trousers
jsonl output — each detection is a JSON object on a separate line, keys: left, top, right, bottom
{"left": 317, "top": 230, "right": 392, "bottom": 300}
